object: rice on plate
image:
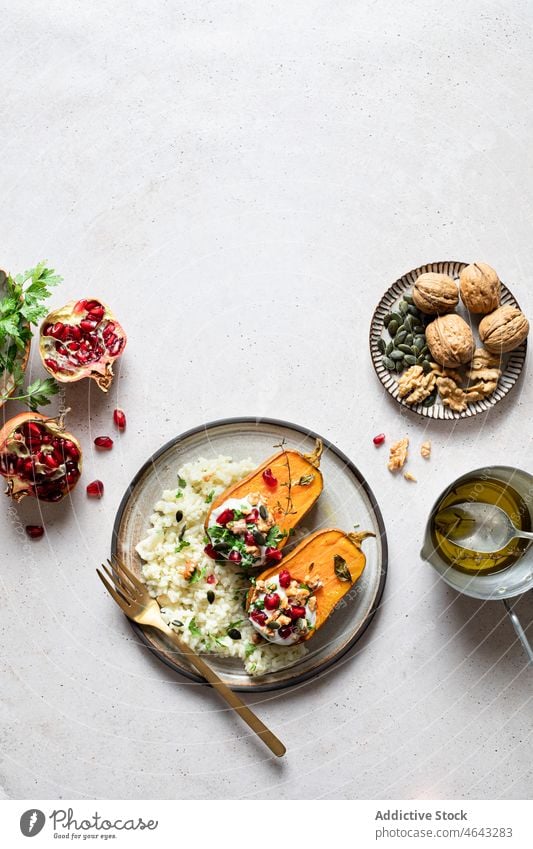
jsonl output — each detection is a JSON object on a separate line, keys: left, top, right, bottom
{"left": 135, "top": 455, "right": 307, "bottom": 676}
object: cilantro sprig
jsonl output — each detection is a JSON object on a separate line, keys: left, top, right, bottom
{"left": 0, "top": 262, "right": 61, "bottom": 409}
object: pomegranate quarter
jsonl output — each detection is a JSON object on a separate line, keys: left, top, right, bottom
{"left": 39, "top": 298, "right": 127, "bottom": 391}
{"left": 0, "top": 412, "right": 82, "bottom": 502}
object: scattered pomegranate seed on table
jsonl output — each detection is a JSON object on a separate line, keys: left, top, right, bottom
{"left": 25, "top": 525, "right": 45, "bottom": 539}
{"left": 373, "top": 433, "right": 386, "bottom": 446}
{"left": 113, "top": 409, "right": 126, "bottom": 430}
{"left": 94, "top": 436, "right": 114, "bottom": 450}
{"left": 86, "top": 480, "right": 104, "bottom": 498}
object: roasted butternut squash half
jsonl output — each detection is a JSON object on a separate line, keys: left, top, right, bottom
{"left": 204, "top": 440, "right": 323, "bottom": 570}
{"left": 245, "top": 528, "right": 375, "bottom": 644}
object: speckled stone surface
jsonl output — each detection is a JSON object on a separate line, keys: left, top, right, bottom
{"left": 1, "top": 0, "right": 532, "bottom": 800}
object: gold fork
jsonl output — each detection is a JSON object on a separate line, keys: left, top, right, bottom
{"left": 96, "top": 555, "right": 286, "bottom": 758}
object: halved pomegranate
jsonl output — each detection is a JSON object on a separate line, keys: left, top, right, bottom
{"left": 39, "top": 298, "right": 127, "bottom": 391}
{"left": 0, "top": 412, "right": 82, "bottom": 502}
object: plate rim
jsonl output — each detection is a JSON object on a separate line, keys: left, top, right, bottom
{"left": 111, "top": 416, "right": 388, "bottom": 692}
{"left": 369, "top": 260, "right": 527, "bottom": 420}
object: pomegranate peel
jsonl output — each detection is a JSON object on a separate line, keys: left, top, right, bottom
{"left": 39, "top": 298, "right": 127, "bottom": 392}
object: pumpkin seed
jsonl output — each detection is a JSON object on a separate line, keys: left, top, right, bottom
{"left": 397, "top": 343, "right": 412, "bottom": 354}
{"left": 259, "top": 505, "right": 268, "bottom": 520}
{"left": 412, "top": 324, "right": 424, "bottom": 335}
{"left": 388, "top": 320, "right": 399, "bottom": 337}
{"left": 268, "top": 621, "right": 280, "bottom": 630}
{"left": 421, "top": 345, "right": 428, "bottom": 355}
{"left": 407, "top": 305, "right": 420, "bottom": 317}
{"left": 207, "top": 590, "right": 215, "bottom": 604}
{"left": 227, "top": 628, "right": 242, "bottom": 640}
{"left": 399, "top": 300, "right": 408, "bottom": 314}
{"left": 395, "top": 360, "right": 404, "bottom": 373}
{"left": 391, "top": 312, "right": 403, "bottom": 324}
{"left": 395, "top": 330, "right": 407, "bottom": 345}
{"left": 403, "top": 293, "right": 415, "bottom": 305}
{"left": 386, "top": 341, "right": 394, "bottom": 355}
{"left": 383, "top": 313, "right": 393, "bottom": 327}
{"left": 175, "top": 510, "right": 183, "bottom": 523}
{"left": 377, "top": 338, "right": 386, "bottom": 354}
{"left": 382, "top": 356, "right": 395, "bottom": 370}
{"left": 390, "top": 350, "right": 405, "bottom": 361}
{"left": 403, "top": 315, "right": 413, "bottom": 332}
{"left": 422, "top": 360, "right": 432, "bottom": 374}
{"left": 411, "top": 345, "right": 419, "bottom": 355}
{"left": 414, "top": 335, "right": 426, "bottom": 349}
{"left": 404, "top": 354, "right": 417, "bottom": 366}
{"left": 422, "top": 393, "right": 437, "bottom": 407}
{"left": 253, "top": 530, "right": 266, "bottom": 546}
{"left": 417, "top": 354, "right": 425, "bottom": 365}
{"left": 404, "top": 333, "right": 413, "bottom": 346}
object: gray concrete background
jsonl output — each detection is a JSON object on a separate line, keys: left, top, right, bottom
{"left": 1, "top": 0, "right": 532, "bottom": 799}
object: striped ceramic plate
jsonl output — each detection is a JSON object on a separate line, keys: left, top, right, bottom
{"left": 369, "top": 261, "right": 527, "bottom": 420}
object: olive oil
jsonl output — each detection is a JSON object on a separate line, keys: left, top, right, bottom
{"left": 431, "top": 477, "right": 532, "bottom": 575}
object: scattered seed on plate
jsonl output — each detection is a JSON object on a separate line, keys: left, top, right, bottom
{"left": 404, "top": 472, "right": 417, "bottom": 482}
{"left": 373, "top": 433, "right": 386, "bottom": 446}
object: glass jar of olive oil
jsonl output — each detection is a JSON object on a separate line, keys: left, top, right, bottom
{"left": 431, "top": 476, "right": 532, "bottom": 575}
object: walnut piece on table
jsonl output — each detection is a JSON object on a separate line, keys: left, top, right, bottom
{"left": 397, "top": 365, "right": 437, "bottom": 405}
{"left": 420, "top": 440, "right": 431, "bottom": 459}
{"left": 388, "top": 437, "right": 409, "bottom": 472}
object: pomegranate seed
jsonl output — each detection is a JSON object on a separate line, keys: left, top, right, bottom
{"left": 88, "top": 306, "right": 105, "bottom": 322}
{"left": 264, "top": 592, "right": 280, "bottom": 610}
{"left": 26, "top": 525, "right": 45, "bottom": 539}
{"left": 244, "top": 508, "right": 259, "bottom": 523}
{"left": 94, "top": 436, "right": 114, "bottom": 450}
{"left": 206, "top": 573, "right": 216, "bottom": 584}
{"left": 216, "top": 508, "right": 234, "bottom": 526}
{"left": 244, "top": 531, "right": 256, "bottom": 546}
{"left": 373, "top": 433, "right": 386, "bottom": 446}
{"left": 279, "top": 569, "right": 291, "bottom": 588}
{"left": 26, "top": 422, "right": 43, "bottom": 439}
{"left": 63, "top": 440, "right": 80, "bottom": 461}
{"left": 44, "top": 358, "right": 59, "bottom": 373}
{"left": 113, "top": 409, "right": 126, "bottom": 430}
{"left": 86, "top": 480, "right": 104, "bottom": 498}
{"left": 109, "top": 338, "right": 124, "bottom": 356}
{"left": 250, "top": 610, "right": 267, "bottom": 626}
{"left": 265, "top": 546, "right": 283, "bottom": 562}
{"left": 228, "top": 550, "right": 242, "bottom": 564}
{"left": 84, "top": 299, "right": 101, "bottom": 311}
{"left": 68, "top": 341, "right": 80, "bottom": 351}
{"left": 80, "top": 319, "right": 97, "bottom": 332}
{"left": 204, "top": 544, "right": 218, "bottom": 560}
{"left": 279, "top": 625, "right": 293, "bottom": 639}
{"left": 44, "top": 454, "right": 59, "bottom": 470}
{"left": 290, "top": 605, "right": 306, "bottom": 621}
{"left": 262, "top": 468, "right": 278, "bottom": 488}
{"left": 69, "top": 325, "right": 81, "bottom": 341}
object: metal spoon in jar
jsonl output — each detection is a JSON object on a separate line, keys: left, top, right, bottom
{"left": 434, "top": 501, "right": 533, "bottom": 554}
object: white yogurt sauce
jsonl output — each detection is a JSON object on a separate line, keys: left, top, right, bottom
{"left": 208, "top": 497, "right": 269, "bottom": 565}
{"left": 248, "top": 574, "right": 317, "bottom": 645}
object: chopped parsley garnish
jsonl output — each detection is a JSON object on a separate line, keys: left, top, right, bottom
{"left": 188, "top": 566, "right": 207, "bottom": 584}
{"left": 205, "top": 490, "right": 215, "bottom": 503}
{"left": 177, "top": 475, "right": 187, "bottom": 489}
{"left": 175, "top": 540, "right": 190, "bottom": 553}
{"left": 188, "top": 618, "right": 202, "bottom": 637}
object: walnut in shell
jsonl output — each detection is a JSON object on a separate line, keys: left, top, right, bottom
{"left": 459, "top": 262, "right": 500, "bottom": 314}
{"left": 425, "top": 314, "right": 475, "bottom": 368}
{"left": 478, "top": 305, "right": 529, "bottom": 353}
{"left": 412, "top": 272, "right": 459, "bottom": 315}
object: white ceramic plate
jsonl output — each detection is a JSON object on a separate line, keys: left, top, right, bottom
{"left": 112, "top": 418, "right": 388, "bottom": 691}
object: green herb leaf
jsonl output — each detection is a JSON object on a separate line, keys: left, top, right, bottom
{"left": 188, "top": 566, "right": 207, "bottom": 584}
{"left": 188, "top": 618, "right": 202, "bottom": 637}
{"left": 177, "top": 476, "right": 187, "bottom": 488}
{"left": 296, "top": 474, "right": 315, "bottom": 486}
{"left": 334, "top": 554, "right": 352, "bottom": 583}
{"left": 205, "top": 490, "right": 215, "bottom": 503}
{"left": 175, "top": 540, "right": 191, "bottom": 553}
{"left": 245, "top": 642, "right": 256, "bottom": 658}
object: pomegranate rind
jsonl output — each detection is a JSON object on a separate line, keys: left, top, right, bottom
{"left": 38, "top": 298, "right": 127, "bottom": 392}
{"left": 0, "top": 411, "right": 83, "bottom": 502}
